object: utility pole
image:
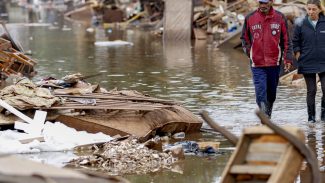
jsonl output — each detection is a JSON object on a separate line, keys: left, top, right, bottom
{"left": 163, "top": 0, "right": 193, "bottom": 41}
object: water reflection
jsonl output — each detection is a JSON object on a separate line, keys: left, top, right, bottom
{"left": 163, "top": 41, "right": 192, "bottom": 69}
{"left": 300, "top": 123, "right": 325, "bottom": 182}
{"left": 126, "top": 155, "right": 229, "bottom": 183}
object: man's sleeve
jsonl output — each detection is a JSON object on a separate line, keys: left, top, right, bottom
{"left": 240, "top": 17, "right": 251, "bottom": 58}
{"left": 281, "top": 15, "right": 294, "bottom": 64}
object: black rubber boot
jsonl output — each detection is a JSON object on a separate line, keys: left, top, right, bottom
{"left": 308, "top": 104, "right": 316, "bottom": 123}
{"left": 266, "top": 102, "right": 273, "bottom": 119}
{"left": 321, "top": 99, "right": 325, "bottom": 121}
{"left": 260, "top": 102, "right": 270, "bottom": 118}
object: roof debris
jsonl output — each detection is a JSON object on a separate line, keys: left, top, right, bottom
{"left": 0, "top": 77, "right": 61, "bottom": 110}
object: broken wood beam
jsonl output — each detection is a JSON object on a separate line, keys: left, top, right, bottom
{"left": 56, "top": 94, "right": 178, "bottom": 105}
{"left": 46, "top": 106, "right": 162, "bottom": 111}
{"left": 203, "top": 0, "right": 218, "bottom": 7}
{"left": 0, "top": 99, "right": 47, "bottom": 135}
{"left": 200, "top": 110, "right": 238, "bottom": 145}
{"left": 209, "top": 13, "right": 225, "bottom": 22}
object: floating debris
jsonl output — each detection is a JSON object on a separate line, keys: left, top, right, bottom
{"left": 94, "top": 40, "right": 134, "bottom": 47}
{"left": 69, "top": 138, "right": 178, "bottom": 175}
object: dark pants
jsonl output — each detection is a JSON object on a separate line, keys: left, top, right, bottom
{"left": 251, "top": 66, "right": 280, "bottom": 111}
{"left": 303, "top": 72, "right": 325, "bottom": 110}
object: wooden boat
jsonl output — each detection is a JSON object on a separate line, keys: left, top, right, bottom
{"left": 201, "top": 110, "right": 320, "bottom": 182}
{"left": 220, "top": 126, "right": 304, "bottom": 183}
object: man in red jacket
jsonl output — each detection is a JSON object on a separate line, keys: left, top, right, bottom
{"left": 241, "top": 0, "right": 293, "bottom": 118}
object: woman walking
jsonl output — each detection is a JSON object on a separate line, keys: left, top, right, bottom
{"left": 293, "top": 0, "right": 325, "bottom": 122}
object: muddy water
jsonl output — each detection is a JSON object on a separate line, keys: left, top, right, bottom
{"left": 4, "top": 2, "right": 325, "bottom": 182}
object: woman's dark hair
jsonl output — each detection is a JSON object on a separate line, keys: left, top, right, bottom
{"left": 307, "top": 0, "right": 325, "bottom": 15}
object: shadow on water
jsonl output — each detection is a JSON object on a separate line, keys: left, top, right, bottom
{"left": 3, "top": 2, "right": 325, "bottom": 182}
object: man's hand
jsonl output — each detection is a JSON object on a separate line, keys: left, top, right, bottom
{"left": 284, "top": 63, "right": 292, "bottom": 73}
{"left": 295, "top": 52, "right": 300, "bottom": 61}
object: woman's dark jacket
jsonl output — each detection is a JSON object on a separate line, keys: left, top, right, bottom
{"left": 293, "top": 14, "right": 325, "bottom": 74}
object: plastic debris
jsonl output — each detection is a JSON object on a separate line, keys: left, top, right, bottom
{"left": 172, "top": 132, "right": 185, "bottom": 139}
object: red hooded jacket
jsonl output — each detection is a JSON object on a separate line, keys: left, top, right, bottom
{"left": 241, "top": 7, "right": 293, "bottom": 67}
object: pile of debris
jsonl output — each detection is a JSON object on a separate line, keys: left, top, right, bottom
{"left": 0, "top": 35, "right": 36, "bottom": 78}
{"left": 69, "top": 138, "right": 178, "bottom": 175}
{"left": 0, "top": 77, "right": 61, "bottom": 110}
{"left": 0, "top": 73, "right": 202, "bottom": 142}
{"left": 193, "top": 0, "right": 252, "bottom": 40}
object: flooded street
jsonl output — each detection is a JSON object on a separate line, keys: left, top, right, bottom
{"left": 3, "top": 2, "right": 325, "bottom": 182}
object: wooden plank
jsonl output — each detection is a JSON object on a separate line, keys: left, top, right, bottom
{"left": 252, "top": 135, "right": 287, "bottom": 143}
{"left": 47, "top": 97, "right": 175, "bottom": 110}
{"left": 220, "top": 126, "right": 304, "bottom": 183}
{"left": 244, "top": 126, "right": 303, "bottom": 138}
{"left": 245, "top": 152, "right": 282, "bottom": 164}
{"left": 62, "top": 101, "right": 168, "bottom": 107}
{"left": 0, "top": 99, "right": 34, "bottom": 124}
{"left": 230, "top": 165, "right": 275, "bottom": 175}
{"left": 56, "top": 94, "right": 177, "bottom": 105}
{"left": 220, "top": 135, "right": 251, "bottom": 182}
{"left": 255, "top": 112, "right": 314, "bottom": 182}
{"left": 268, "top": 142, "right": 304, "bottom": 182}
{"left": 47, "top": 106, "right": 159, "bottom": 111}
{"left": 248, "top": 143, "right": 288, "bottom": 153}
{"left": 0, "top": 100, "right": 46, "bottom": 135}
{"left": 197, "top": 141, "right": 220, "bottom": 150}
{"left": 237, "top": 181, "right": 266, "bottom": 183}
